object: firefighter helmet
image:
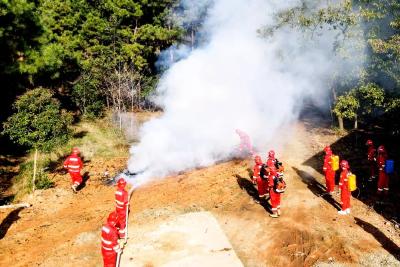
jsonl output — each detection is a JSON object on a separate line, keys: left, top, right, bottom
{"left": 72, "top": 147, "right": 80, "bottom": 155}
{"left": 366, "top": 140, "right": 373, "bottom": 146}
{"left": 254, "top": 155, "right": 262, "bottom": 164}
{"left": 107, "top": 211, "right": 118, "bottom": 225}
{"left": 324, "top": 146, "right": 331, "bottom": 152}
{"left": 117, "top": 178, "right": 127, "bottom": 188}
{"left": 340, "top": 160, "right": 349, "bottom": 169}
{"left": 378, "top": 145, "right": 386, "bottom": 153}
{"left": 268, "top": 150, "right": 275, "bottom": 158}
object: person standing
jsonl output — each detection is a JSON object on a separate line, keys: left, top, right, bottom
{"left": 377, "top": 145, "right": 389, "bottom": 196}
{"left": 338, "top": 160, "right": 351, "bottom": 215}
{"left": 115, "top": 178, "right": 129, "bottom": 239}
{"left": 322, "top": 146, "right": 336, "bottom": 195}
{"left": 235, "top": 129, "right": 254, "bottom": 155}
{"left": 63, "top": 147, "right": 83, "bottom": 193}
{"left": 101, "top": 212, "right": 121, "bottom": 267}
{"left": 268, "top": 166, "right": 281, "bottom": 218}
{"left": 366, "top": 140, "right": 376, "bottom": 181}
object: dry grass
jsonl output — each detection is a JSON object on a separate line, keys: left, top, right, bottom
{"left": 11, "top": 114, "right": 131, "bottom": 200}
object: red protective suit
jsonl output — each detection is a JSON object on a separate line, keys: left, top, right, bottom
{"left": 101, "top": 221, "right": 120, "bottom": 267}
{"left": 235, "top": 129, "right": 254, "bottom": 155}
{"left": 377, "top": 150, "right": 389, "bottom": 194}
{"left": 115, "top": 186, "right": 129, "bottom": 239}
{"left": 63, "top": 153, "right": 83, "bottom": 189}
{"left": 268, "top": 167, "right": 281, "bottom": 217}
{"left": 257, "top": 167, "right": 269, "bottom": 199}
{"left": 323, "top": 152, "right": 335, "bottom": 193}
{"left": 367, "top": 145, "right": 376, "bottom": 179}
{"left": 339, "top": 166, "right": 351, "bottom": 213}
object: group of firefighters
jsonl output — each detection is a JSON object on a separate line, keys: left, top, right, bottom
{"left": 251, "top": 150, "right": 286, "bottom": 218}
{"left": 61, "top": 134, "right": 394, "bottom": 265}
{"left": 250, "top": 139, "right": 394, "bottom": 218}
{"left": 321, "top": 139, "right": 392, "bottom": 215}
{"left": 63, "top": 147, "right": 130, "bottom": 267}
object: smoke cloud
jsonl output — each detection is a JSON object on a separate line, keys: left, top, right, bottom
{"left": 127, "top": 0, "right": 364, "bottom": 186}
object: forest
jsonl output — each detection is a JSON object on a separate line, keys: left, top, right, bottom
{"left": 0, "top": 0, "right": 399, "bottom": 189}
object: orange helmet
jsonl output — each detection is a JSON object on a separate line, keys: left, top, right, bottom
{"left": 117, "top": 178, "right": 127, "bottom": 188}
{"left": 340, "top": 160, "right": 349, "bottom": 170}
{"left": 72, "top": 147, "right": 80, "bottom": 155}
{"left": 268, "top": 150, "right": 275, "bottom": 158}
{"left": 254, "top": 155, "right": 262, "bottom": 165}
{"left": 378, "top": 145, "right": 386, "bottom": 153}
{"left": 366, "top": 140, "right": 373, "bottom": 146}
{"left": 107, "top": 211, "right": 118, "bottom": 225}
{"left": 324, "top": 146, "right": 331, "bottom": 153}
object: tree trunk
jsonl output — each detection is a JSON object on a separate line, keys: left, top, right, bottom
{"left": 32, "top": 148, "right": 38, "bottom": 193}
{"left": 338, "top": 116, "right": 344, "bottom": 131}
{"left": 354, "top": 114, "right": 358, "bottom": 129}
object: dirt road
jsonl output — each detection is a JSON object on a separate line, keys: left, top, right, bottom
{"left": 0, "top": 119, "right": 399, "bottom": 266}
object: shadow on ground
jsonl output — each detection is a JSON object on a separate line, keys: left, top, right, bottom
{"left": 292, "top": 167, "right": 341, "bottom": 211}
{"left": 76, "top": 171, "right": 90, "bottom": 192}
{"left": 236, "top": 174, "right": 272, "bottom": 214}
{"left": 0, "top": 207, "right": 24, "bottom": 239}
{"left": 354, "top": 217, "right": 400, "bottom": 260}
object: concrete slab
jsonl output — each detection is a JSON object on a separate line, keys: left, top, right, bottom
{"left": 121, "top": 211, "right": 244, "bottom": 267}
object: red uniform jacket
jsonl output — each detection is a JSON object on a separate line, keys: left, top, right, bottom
{"left": 253, "top": 163, "right": 262, "bottom": 179}
{"left": 266, "top": 158, "right": 276, "bottom": 168}
{"left": 339, "top": 169, "right": 349, "bottom": 191}
{"left": 377, "top": 153, "right": 387, "bottom": 170}
{"left": 268, "top": 167, "right": 278, "bottom": 188}
{"left": 101, "top": 223, "right": 120, "bottom": 252}
{"left": 323, "top": 154, "right": 333, "bottom": 172}
{"left": 63, "top": 154, "right": 83, "bottom": 173}
{"left": 115, "top": 188, "right": 128, "bottom": 211}
{"left": 367, "top": 147, "right": 376, "bottom": 161}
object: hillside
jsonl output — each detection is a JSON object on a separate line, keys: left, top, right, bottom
{"left": 0, "top": 113, "right": 399, "bottom": 267}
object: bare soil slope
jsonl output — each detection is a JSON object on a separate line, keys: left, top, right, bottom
{"left": 0, "top": 120, "right": 399, "bottom": 267}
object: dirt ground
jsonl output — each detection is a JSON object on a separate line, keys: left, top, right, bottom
{"left": 0, "top": 116, "right": 399, "bottom": 267}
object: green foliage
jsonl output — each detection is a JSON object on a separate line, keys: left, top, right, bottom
{"left": 2, "top": 88, "right": 73, "bottom": 151}
{"left": 356, "top": 83, "right": 385, "bottom": 116}
{"left": 35, "top": 171, "right": 55, "bottom": 190}
{"left": 333, "top": 91, "right": 359, "bottom": 119}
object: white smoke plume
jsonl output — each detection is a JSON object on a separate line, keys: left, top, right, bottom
{"left": 127, "top": 0, "right": 364, "bottom": 186}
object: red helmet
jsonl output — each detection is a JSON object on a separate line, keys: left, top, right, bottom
{"left": 366, "top": 140, "right": 373, "bottom": 146}
{"left": 378, "top": 145, "right": 386, "bottom": 153}
{"left": 340, "top": 160, "right": 349, "bottom": 170}
{"left": 117, "top": 178, "right": 127, "bottom": 188}
{"left": 268, "top": 150, "right": 275, "bottom": 158}
{"left": 323, "top": 146, "right": 331, "bottom": 152}
{"left": 254, "top": 155, "right": 262, "bottom": 165}
{"left": 107, "top": 211, "right": 118, "bottom": 225}
{"left": 72, "top": 147, "right": 80, "bottom": 155}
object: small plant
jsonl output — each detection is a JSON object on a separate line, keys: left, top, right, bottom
{"left": 35, "top": 171, "right": 55, "bottom": 190}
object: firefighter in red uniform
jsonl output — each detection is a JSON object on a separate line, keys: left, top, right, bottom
{"left": 267, "top": 166, "right": 281, "bottom": 218}
{"left": 377, "top": 145, "right": 389, "bottom": 195}
{"left": 338, "top": 160, "right": 351, "bottom": 215}
{"left": 115, "top": 178, "right": 129, "bottom": 239}
{"left": 235, "top": 129, "right": 254, "bottom": 155}
{"left": 322, "top": 146, "right": 335, "bottom": 194}
{"left": 253, "top": 155, "right": 268, "bottom": 199}
{"left": 101, "top": 212, "right": 121, "bottom": 267}
{"left": 366, "top": 140, "right": 376, "bottom": 181}
{"left": 63, "top": 147, "right": 83, "bottom": 193}
{"left": 266, "top": 150, "right": 276, "bottom": 168}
